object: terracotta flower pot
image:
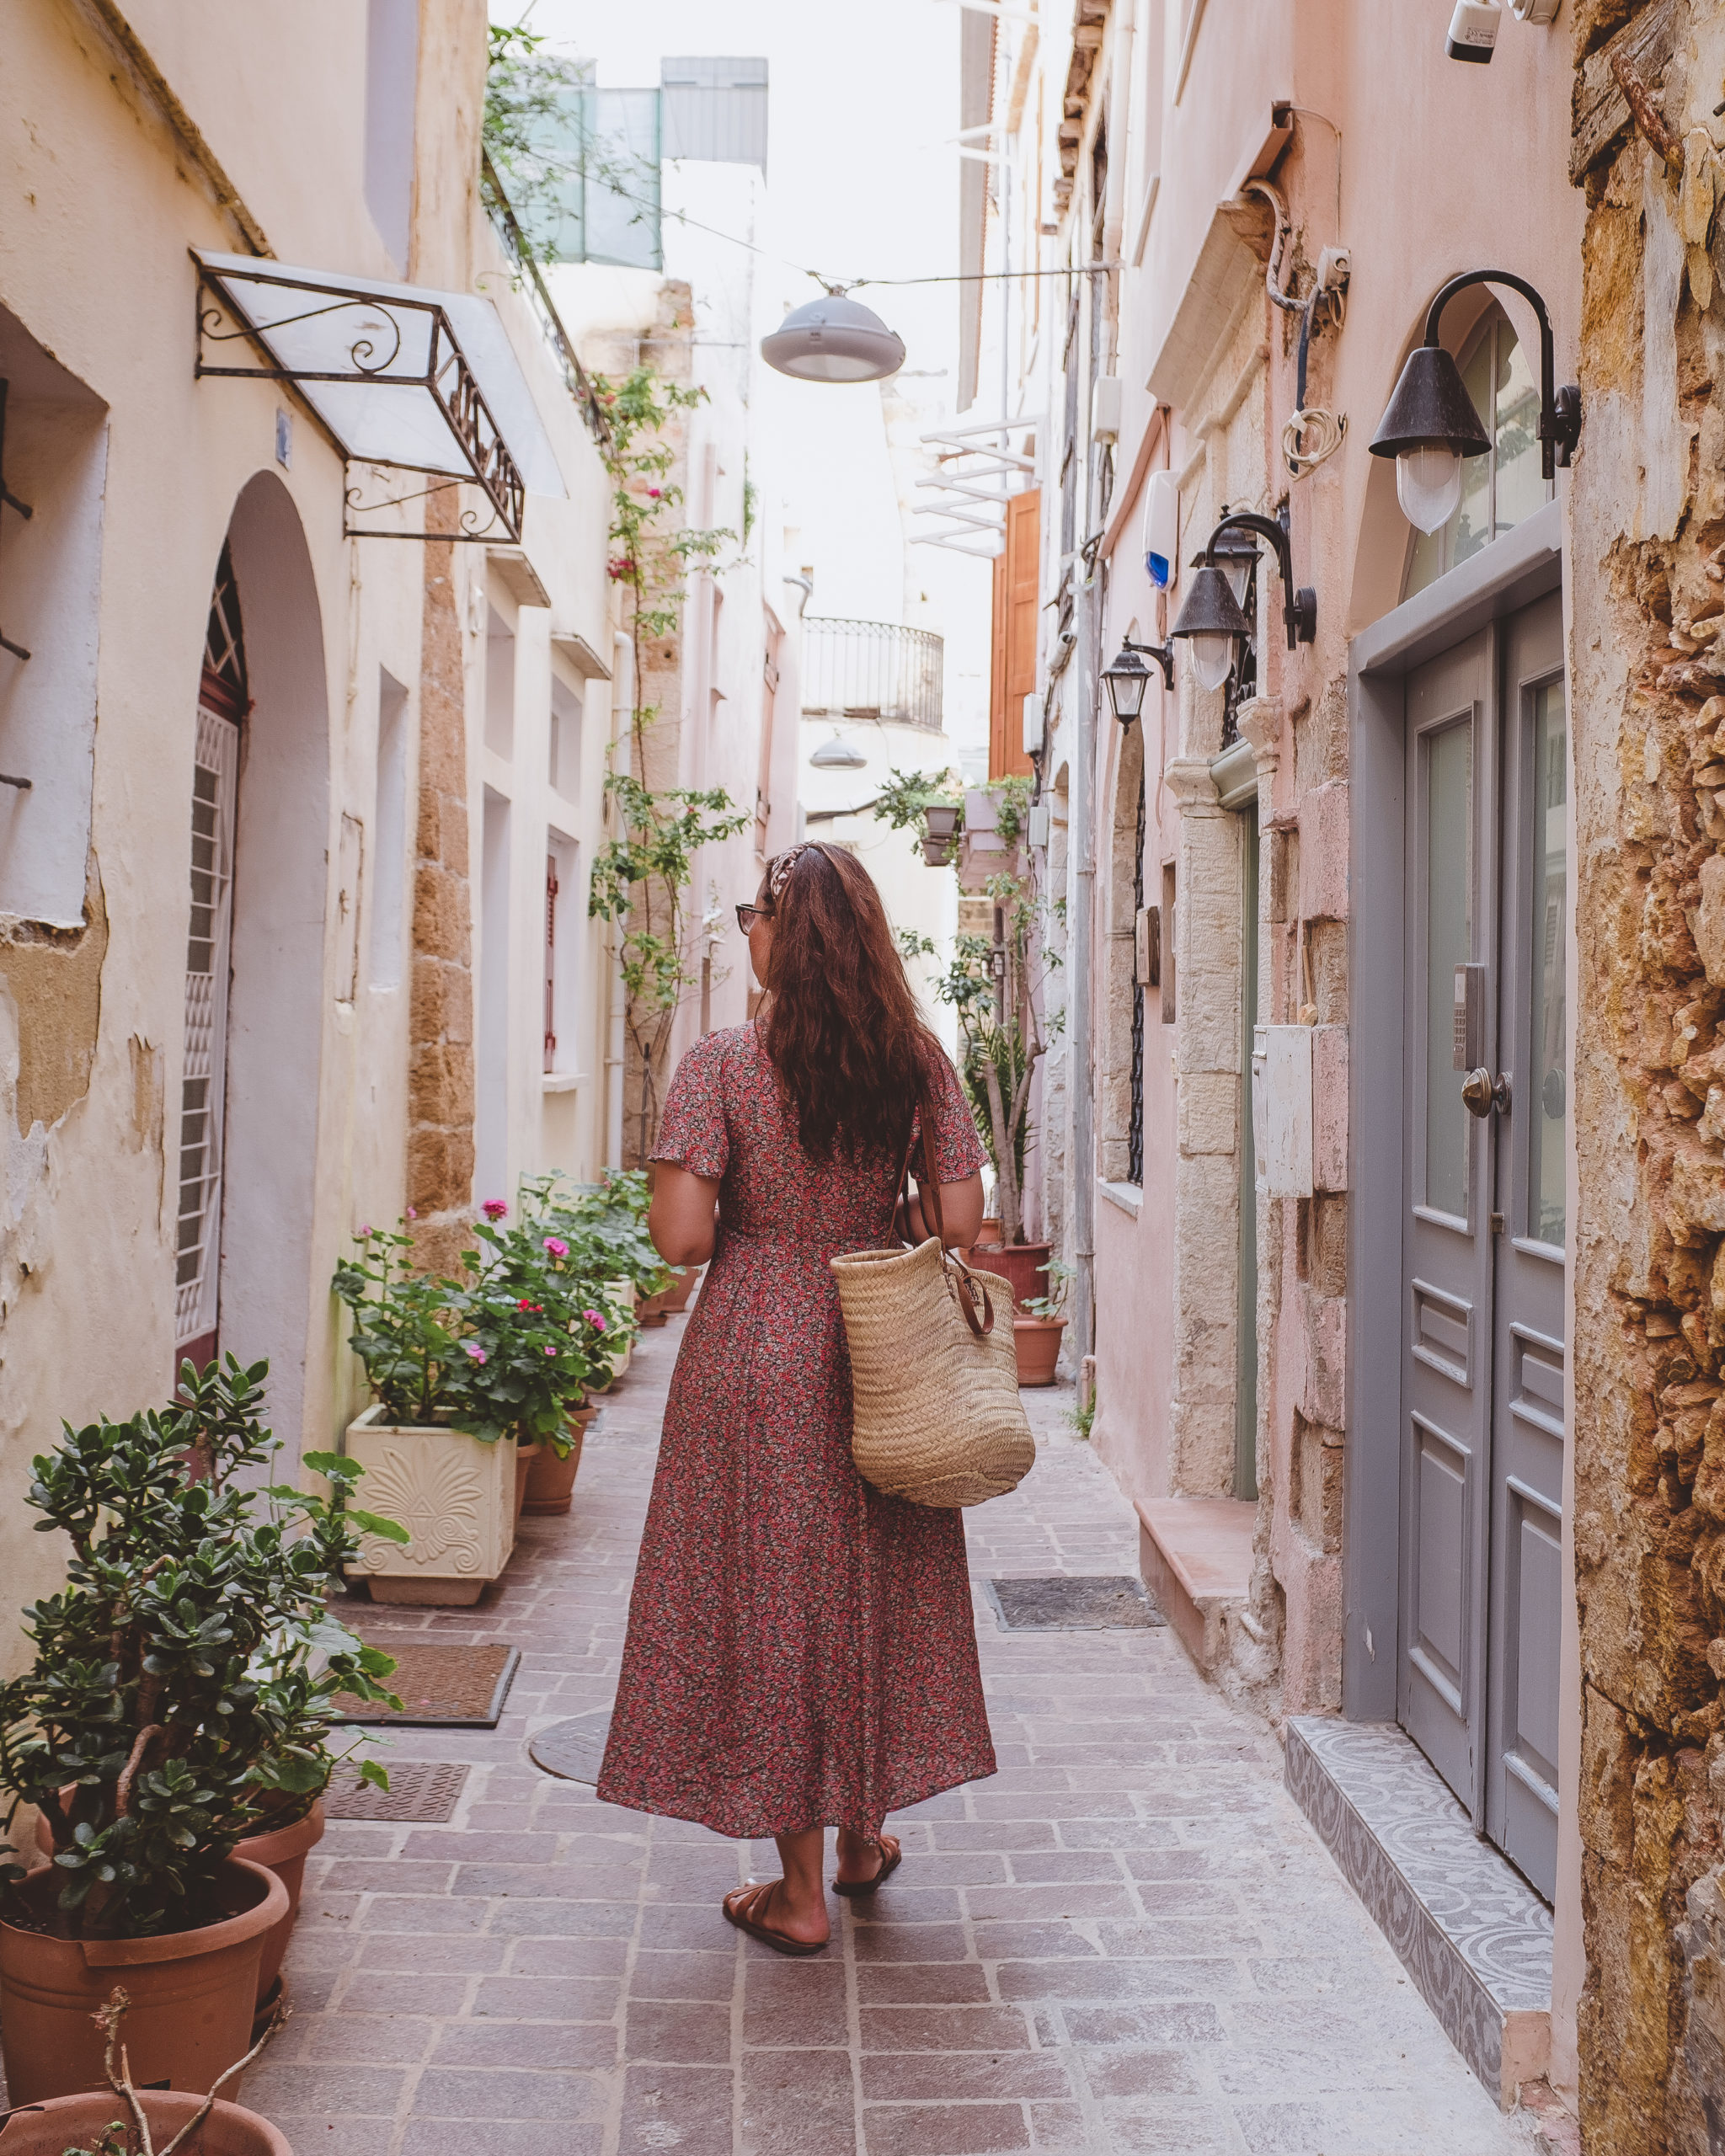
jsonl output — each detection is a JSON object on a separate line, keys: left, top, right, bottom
{"left": 660, "top": 1264, "right": 702, "bottom": 1312}
{"left": 0, "top": 1855, "right": 287, "bottom": 2104}
{"left": 523, "top": 1408, "right": 595, "bottom": 1516}
{"left": 969, "top": 1240, "right": 1052, "bottom": 1311}
{"left": 239, "top": 1798, "right": 325, "bottom": 2009}
{"left": 1012, "top": 1313, "right": 1067, "bottom": 1387}
{"left": 0, "top": 2091, "right": 294, "bottom": 2154}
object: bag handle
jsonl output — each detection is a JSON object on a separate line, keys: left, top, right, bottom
{"left": 895, "top": 1063, "right": 995, "bottom": 1341}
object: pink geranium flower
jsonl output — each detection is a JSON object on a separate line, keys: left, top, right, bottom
{"left": 464, "top": 1343, "right": 487, "bottom": 1364}
{"left": 358, "top": 1224, "right": 371, "bottom": 1238}
{"left": 584, "top": 1309, "right": 608, "bottom": 1331}
{"left": 483, "top": 1198, "right": 508, "bottom": 1221}
{"left": 545, "top": 1237, "right": 569, "bottom": 1258}
{"left": 406, "top": 1206, "right": 417, "bottom": 1220}
{"left": 544, "top": 1345, "right": 558, "bottom": 1357}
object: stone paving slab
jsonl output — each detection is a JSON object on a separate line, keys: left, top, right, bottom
{"left": 247, "top": 1318, "right": 1542, "bottom": 2155}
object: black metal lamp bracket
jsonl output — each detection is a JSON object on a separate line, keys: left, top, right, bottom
{"left": 1119, "top": 635, "right": 1176, "bottom": 690}
{"left": 1206, "top": 506, "right": 1317, "bottom": 651}
{"left": 1421, "top": 270, "right": 1582, "bottom": 478}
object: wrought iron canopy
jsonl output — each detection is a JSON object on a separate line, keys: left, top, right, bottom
{"left": 193, "top": 251, "right": 565, "bottom": 542}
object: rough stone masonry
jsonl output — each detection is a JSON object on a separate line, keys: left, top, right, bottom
{"left": 1571, "top": 2, "right": 1725, "bottom": 2145}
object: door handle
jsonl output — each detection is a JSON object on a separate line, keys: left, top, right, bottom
{"left": 1461, "top": 1068, "right": 1510, "bottom": 1118}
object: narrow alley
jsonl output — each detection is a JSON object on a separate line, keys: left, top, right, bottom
{"left": 251, "top": 1310, "right": 1538, "bottom": 2156}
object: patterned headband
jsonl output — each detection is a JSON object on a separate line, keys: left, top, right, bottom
{"left": 769, "top": 843, "right": 813, "bottom": 900}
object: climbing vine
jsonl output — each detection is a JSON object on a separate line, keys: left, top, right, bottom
{"left": 585, "top": 365, "right": 745, "bottom": 1163}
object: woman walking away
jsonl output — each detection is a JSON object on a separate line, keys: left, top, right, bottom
{"left": 596, "top": 841, "right": 994, "bottom": 1953}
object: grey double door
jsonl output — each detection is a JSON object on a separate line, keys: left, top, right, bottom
{"left": 1400, "top": 592, "right": 1567, "bottom": 1901}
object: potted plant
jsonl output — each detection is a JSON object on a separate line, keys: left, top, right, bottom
{"left": 333, "top": 1222, "right": 520, "bottom": 1605}
{"left": 458, "top": 1204, "right": 599, "bottom": 1519}
{"left": 0, "top": 1358, "right": 401, "bottom": 2102}
{"left": 1013, "top": 1258, "right": 1072, "bottom": 1387}
{"left": 8, "top": 1985, "right": 295, "bottom": 2154}
{"left": 887, "top": 776, "right": 1056, "bottom": 1307}
{"left": 524, "top": 1173, "right": 660, "bottom": 1371}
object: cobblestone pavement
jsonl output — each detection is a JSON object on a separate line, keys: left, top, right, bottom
{"left": 252, "top": 1310, "right": 1541, "bottom": 2156}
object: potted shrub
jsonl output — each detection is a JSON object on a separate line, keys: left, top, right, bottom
{"left": 8, "top": 1985, "right": 295, "bottom": 2154}
{"left": 459, "top": 1205, "right": 599, "bottom": 1520}
{"left": 1013, "top": 1258, "right": 1072, "bottom": 1387}
{"left": 0, "top": 1358, "right": 401, "bottom": 2102}
{"left": 334, "top": 1221, "right": 521, "bottom": 1605}
{"left": 524, "top": 1173, "right": 660, "bottom": 1374}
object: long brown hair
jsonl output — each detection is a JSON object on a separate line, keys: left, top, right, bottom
{"left": 758, "top": 843, "right": 936, "bottom": 1160}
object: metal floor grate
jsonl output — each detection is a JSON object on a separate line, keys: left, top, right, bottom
{"left": 329, "top": 1641, "right": 521, "bottom": 1727}
{"left": 985, "top": 1575, "right": 1165, "bottom": 1630}
{"left": 324, "top": 1759, "right": 472, "bottom": 1822}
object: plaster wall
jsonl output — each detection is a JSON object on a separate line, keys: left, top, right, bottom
{"left": 0, "top": 2, "right": 617, "bottom": 1676}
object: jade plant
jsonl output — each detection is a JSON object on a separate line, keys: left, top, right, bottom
{"left": 0, "top": 1357, "right": 403, "bottom": 1939}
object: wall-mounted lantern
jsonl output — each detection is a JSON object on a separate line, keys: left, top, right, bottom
{"left": 1102, "top": 638, "right": 1174, "bottom": 725}
{"left": 921, "top": 801, "right": 961, "bottom": 866}
{"left": 761, "top": 289, "right": 905, "bottom": 384}
{"left": 1170, "top": 506, "right": 1316, "bottom": 692}
{"left": 1369, "top": 269, "right": 1580, "bottom": 532}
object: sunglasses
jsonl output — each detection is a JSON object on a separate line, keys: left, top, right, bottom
{"left": 735, "top": 901, "right": 774, "bottom": 932}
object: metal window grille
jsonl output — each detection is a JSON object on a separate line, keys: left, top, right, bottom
{"left": 799, "top": 618, "right": 943, "bottom": 730}
{"left": 544, "top": 853, "right": 559, "bottom": 1072}
{"left": 176, "top": 552, "right": 245, "bottom": 1350}
{"left": 1127, "top": 763, "right": 1147, "bottom": 1187}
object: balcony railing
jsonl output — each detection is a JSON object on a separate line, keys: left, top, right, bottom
{"left": 800, "top": 617, "right": 943, "bottom": 731}
{"left": 479, "top": 152, "right": 612, "bottom": 452}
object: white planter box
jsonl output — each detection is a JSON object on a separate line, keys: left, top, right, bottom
{"left": 343, "top": 1406, "right": 515, "bottom": 1606}
{"left": 597, "top": 1278, "right": 636, "bottom": 1382}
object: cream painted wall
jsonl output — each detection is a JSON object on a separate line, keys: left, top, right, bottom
{"left": 0, "top": 0, "right": 617, "bottom": 1680}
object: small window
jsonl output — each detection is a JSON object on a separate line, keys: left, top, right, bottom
{"left": 1404, "top": 304, "right": 1550, "bottom": 599}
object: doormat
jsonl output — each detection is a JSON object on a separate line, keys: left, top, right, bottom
{"left": 985, "top": 1576, "right": 1165, "bottom": 1630}
{"left": 328, "top": 1641, "right": 520, "bottom": 1727}
{"left": 528, "top": 1707, "right": 612, "bottom": 1785}
{"left": 323, "top": 1759, "right": 471, "bottom": 1822}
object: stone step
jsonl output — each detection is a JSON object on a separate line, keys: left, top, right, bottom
{"left": 1285, "top": 1713, "right": 1555, "bottom": 2108}
{"left": 1133, "top": 1496, "right": 1254, "bottom": 1674}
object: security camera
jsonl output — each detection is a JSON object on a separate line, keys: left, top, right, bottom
{"left": 1446, "top": 0, "right": 1500, "bottom": 61}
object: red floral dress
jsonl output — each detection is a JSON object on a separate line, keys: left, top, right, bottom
{"left": 596, "top": 1021, "right": 995, "bottom": 1839}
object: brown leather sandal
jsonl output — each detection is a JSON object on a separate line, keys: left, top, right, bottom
{"left": 723, "top": 1881, "right": 829, "bottom": 1956}
{"left": 832, "top": 1835, "right": 902, "bottom": 1897}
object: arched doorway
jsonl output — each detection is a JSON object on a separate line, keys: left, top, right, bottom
{"left": 173, "top": 475, "right": 330, "bottom": 1449}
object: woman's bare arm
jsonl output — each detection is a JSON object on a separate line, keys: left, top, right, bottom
{"left": 649, "top": 1166, "right": 723, "bottom": 1267}
{"left": 905, "top": 1170, "right": 985, "bottom": 1249}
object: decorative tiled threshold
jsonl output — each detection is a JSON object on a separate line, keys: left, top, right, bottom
{"left": 1286, "top": 1715, "right": 1553, "bottom": 2107}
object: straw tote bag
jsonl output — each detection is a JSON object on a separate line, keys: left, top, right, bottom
{"left": 830, "top": 1086, "right": 1036, "bottom": 1508}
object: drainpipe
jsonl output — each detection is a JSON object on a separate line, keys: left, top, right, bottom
{"left": 605, "top": 628, "right": 631, "bottom": 1170}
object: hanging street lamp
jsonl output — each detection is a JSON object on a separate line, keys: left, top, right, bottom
{"left": 761, "top": 288, "right": 906, "bottom": 384}
{"left": 1170, "top": 505, "right": 1316, "bottom": 692}
{"left": 1370, "top": 270, "right": 1581, "bottom": 533}
{"left": 809, "top": 733, "right": 868, "bottom": 769}
{"left": 1101, "top": 637, "right": 1175, "bottom": 724}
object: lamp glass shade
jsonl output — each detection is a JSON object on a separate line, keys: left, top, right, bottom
{"left": 1396, "top": 444, "right": 1466, "bottom": 534}
{"left": 761, "top": 295, "right": 906, "bottom": 384}
{"left": 1102, "top": 647, "right": 1151, "bottom": 723}
{"left": 1207, "top": 526, "right": 1259, "bottom": 608}
{"left": 1188, "top": 631, "right": 1236, "bottom": 693}
{"left": 1169, "top": 561, "right": 1253, "bottom": 661}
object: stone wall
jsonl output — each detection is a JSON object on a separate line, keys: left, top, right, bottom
{"left": 407, "top": 489, "right": 475, "bottom": 1279}
{"left": 1570, "top": 3, "right": 1725, "bottom": 2143}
